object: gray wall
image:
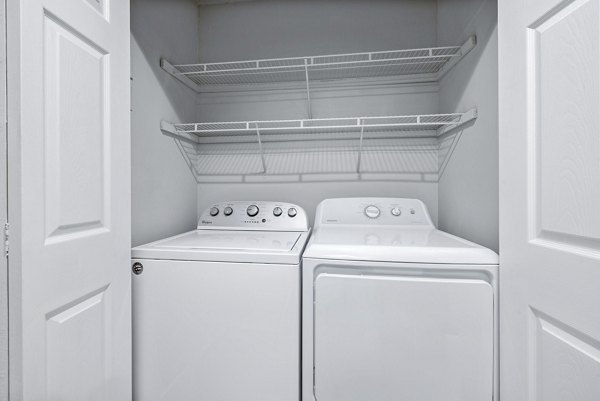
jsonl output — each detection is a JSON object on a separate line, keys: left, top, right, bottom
{"left": 197, "top": 0, "right": 438, "bottom": 62}
{"left": 131, "top": 0, "right": 199, "bottom": 246}
{"left": 437, "top": 0, "right": 499, "bottom": 252}
{"left": 195, "top": 0, "right": 441, "bottom": 224}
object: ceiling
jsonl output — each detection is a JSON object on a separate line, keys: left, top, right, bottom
{"left": 196, "top": 0, "right": 257, "bottom": 5}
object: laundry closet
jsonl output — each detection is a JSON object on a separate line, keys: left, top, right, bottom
{"left": 5, "top": 0, "right": 600, "bottom": 400}
{"left": 129, "top": 2, "right": 501, "bottom": 400}
{"left": 130, "top": 0, "right": 499, "bottom": 253}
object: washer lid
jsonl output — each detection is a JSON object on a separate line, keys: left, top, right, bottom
{"left": 303, "top": 226, "right": 499, "bottom": 265}
{"left": 132, "top": 229, "right": 310, "bottom": 264}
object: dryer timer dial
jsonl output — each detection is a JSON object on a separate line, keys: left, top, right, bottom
{"left": 364, "top": 205, "right": 381, "bottom": 219}
{"left": 246, "top": 205, "right": 259, "bottom": 217}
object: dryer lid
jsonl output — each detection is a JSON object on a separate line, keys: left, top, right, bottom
{"left": 303, "top": 226, "right": 498, "bottom": 265}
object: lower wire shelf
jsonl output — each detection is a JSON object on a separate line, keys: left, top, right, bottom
{"left": 161, "top": 109, "right": 477, "bottom": 178}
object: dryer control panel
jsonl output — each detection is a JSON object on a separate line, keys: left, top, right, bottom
{"left": 314, "top": 198, "right": 434, "bottom": 227}
{"left": 198, "top": 201, "right": 309, "bottom": 231}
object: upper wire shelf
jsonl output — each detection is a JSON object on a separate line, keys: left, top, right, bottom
{"left": 161, "top": 36, "right": 476, "bottom": 91}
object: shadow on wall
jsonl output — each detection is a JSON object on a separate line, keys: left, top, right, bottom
{"left": 130, "top": 0, "right": 200, "bottom": 246}
{"left": 437, "top": 0, "right": 497, "bottom": 105}
{"left": 436, "top": 0, "right": 499, "bottom": 252}
{"left": 130, "top": 0, "right": 198, "bottom": 128}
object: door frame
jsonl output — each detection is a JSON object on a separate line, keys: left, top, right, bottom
{"left": 0, "top": 0, "right": 7, "bottom": 397}
{"left": 6, "top": 0, "right": 24, "bottom": 398}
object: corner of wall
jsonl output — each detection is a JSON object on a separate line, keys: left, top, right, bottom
{"left": 130, "top": 0, "right": 201, "bottom": 246}
{"left": 436, "top": 0, "right": 499, "bottom": 252}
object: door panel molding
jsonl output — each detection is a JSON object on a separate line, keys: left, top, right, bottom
{"left": 529, "top": 307, "right": 600, "bottom": 401}
{"left": 526, "top": 0, "right": 600, "bottom": 250}
{"left": 43, "top": 12, "right": 111, "bottom": 244}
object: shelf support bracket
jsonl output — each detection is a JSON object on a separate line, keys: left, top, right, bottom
{"left": 160, "top": 120, "right": 200, "bottom": 146}
{"left": 255, "top": 124, "right": 267, "bottom": 174}
{"left": 304, "top": 58, "right": 312, "bottom": 119}
{"left": 437, "top": 108, "right": 478, "bottom": 136}
{"left": 356, "top": 120, "right": 364, "bottom": 173}
{"left": 436, "top": 35, "right": 477, "bottom": 82}
{"left": 160, "top": 58, "right": 202, "bottom": 92}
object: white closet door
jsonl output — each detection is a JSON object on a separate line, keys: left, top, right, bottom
{"left": 7, "top": 0, "right": 131, "bottom": 399}
{"left": 314, "top": 273, "right": 493, "bottom": 401}
{"left": 499, "top": 0, "right": 600, "bottom": 400}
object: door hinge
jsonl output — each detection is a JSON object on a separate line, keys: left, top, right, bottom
{"left": 4, "top": 222, "right": 9, "bottom": 257}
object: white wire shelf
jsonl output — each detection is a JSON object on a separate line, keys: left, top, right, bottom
{"left": 161, "top": 109, "right": 477, "bottom": 177}
{"left": 162, "top": 110, "right": 476, "bottom": 143}
{"left": 161, "top": 36, "right": 476, "bottom": 91}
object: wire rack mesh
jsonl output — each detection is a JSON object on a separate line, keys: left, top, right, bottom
{"left": 169, "top": 113, "right": 465, "bottom": 141}
{"left": 163, "top": 110, "right": 475, "bottom": 177}
{"left": 181, "top": 138, "right": 440, "bottom": 176}
{"left": 168, "top": 45, "right": 465, "bottom": 86}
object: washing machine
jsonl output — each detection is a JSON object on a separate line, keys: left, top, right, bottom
{"left": 132, "top": 201, "right": 310, "bottom": 401}
{"left": 302, "top": 198, "right": 498, "bottom": 401}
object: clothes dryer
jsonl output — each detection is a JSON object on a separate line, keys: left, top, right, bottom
{"left": 302, "top": 198, "right": 498, "bottom": 401}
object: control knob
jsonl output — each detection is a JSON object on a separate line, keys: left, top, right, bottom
{"left": 209, "top": 207, "right": 219, "bottom": 216}
{"left": 391, "top": 207, "right": 401, "bottom": 216}
{"left": 247, "top": 205, "right": 259, "bottom": 217}
{"left": 364, "top": 205, "right": 380, "bottom": 219}
{"left": 224, "top": 206, "right": 233, "bottom": 216}
{"left": 273, "top": 207, "right": 283, "bottom": 217}
{"left": 287, "top": 208, "right": 297, "bottom": 218}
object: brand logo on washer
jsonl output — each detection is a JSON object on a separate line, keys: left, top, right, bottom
{"left": 201, "top": 220, "right": 213, "bottom": 225}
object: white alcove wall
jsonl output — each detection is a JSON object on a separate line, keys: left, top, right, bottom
{"left": 131, "top": 0, "right": 200, "bottom": 246}
{"left": 437, "top": 0, "right": 499, "bottom": 252}
{"left": 193, "top": 0, "right": 442, "bottom": 224}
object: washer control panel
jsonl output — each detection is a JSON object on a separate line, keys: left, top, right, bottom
{"left": 315, "top": 198, "right": 433, "bottom": 227}
{"left": 198, "top": 201, "right": 309, "bottom": 231}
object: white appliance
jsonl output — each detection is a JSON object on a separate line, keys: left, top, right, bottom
{"left": 302, "top": 198, "right": 499, "bottom": 401}
{"left": 132, "top": 201, "right": 310, "bottom": 401}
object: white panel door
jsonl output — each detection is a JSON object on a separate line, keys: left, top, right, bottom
{"left": 499, "top": 0, "right": 600, "bottom": 400}
{"left": 314, "top": 273, "right": 493, "bottom": 401}
{"left": 6, "top": 0, "right": 131, "bottom": 399}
